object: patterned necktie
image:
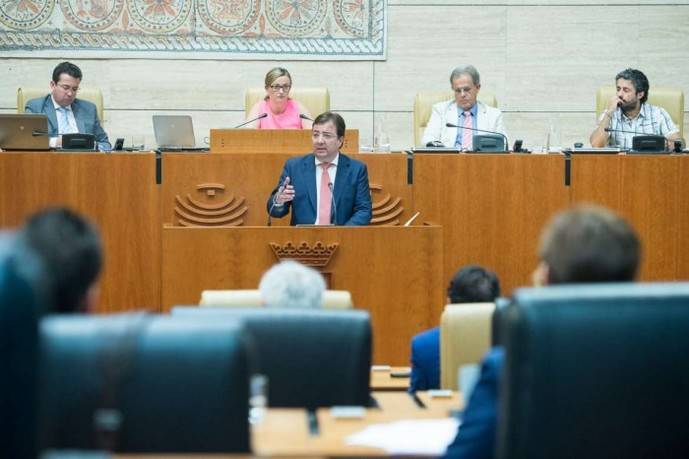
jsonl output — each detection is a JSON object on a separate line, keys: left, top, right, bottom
{"left": 58, "top": 107, "right": 70, "bottom": 134}
{"left": 462, "top": 111, "right": 473, "bottom": 150}
{"left": 318, "top": 162, "right": 332, "bottom": 225}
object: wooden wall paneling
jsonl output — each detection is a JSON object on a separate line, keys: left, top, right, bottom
{"left": 412, "top": 154, "right": 568, "bottom": 296}
{"left": 0, "top": 153, "right": 161, "bottom": 313}
{"left": 161, "top": 226, "right": 444, "bottom": 365}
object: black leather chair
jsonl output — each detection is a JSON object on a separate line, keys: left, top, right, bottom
{"left": 0, "top": 254, "right": 42, "bottom": 459}
{"left": 497, "top": 283, "right": 689, "bottom": 459}
{"left": 172, "top": 307, "right": 372, "bottom": 408}
{"left": 38, "top": 314, "right": 250, "bottom": 453}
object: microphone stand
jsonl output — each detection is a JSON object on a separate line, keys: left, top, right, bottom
{"left": 233, "top": 113, "right": 268, "bottom": 129}
{"left": 328, "top": 182, "right": 337, "bottom": 225}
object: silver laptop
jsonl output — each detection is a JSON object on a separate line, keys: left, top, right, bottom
{"left": 0, "top": 114, "right": 50, "bottom": 151}
{"left": 152, "top": 115, "right": 207, "bottom": 151}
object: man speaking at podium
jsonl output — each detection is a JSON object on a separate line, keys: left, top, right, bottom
{"left": 267, "top": 112, "right": 372, "bottom": 226}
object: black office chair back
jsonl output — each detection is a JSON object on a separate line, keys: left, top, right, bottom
{"left": 38, "top": 314, "right": 250, "bottom": 453}
{"left": 172, "top": 307, "right": 372, "bottom": 408}
{"left": 0, "top": 255, "right": 43, "bottom": 459}
{"left": 498, "top": 283, "right": 689, "bottom": 459}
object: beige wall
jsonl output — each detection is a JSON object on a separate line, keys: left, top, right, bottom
{"left": 2, "top": 0, "right": 688, "bottom": 151}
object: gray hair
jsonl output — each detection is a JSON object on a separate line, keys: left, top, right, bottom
{"left": 450, "top": 65, "right": 481, "bottom": 86}
{"left": 259, "top": 260, "right": 325, "bottom": 309}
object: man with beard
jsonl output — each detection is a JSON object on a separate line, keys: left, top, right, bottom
{"left": 590, "top": 68, "right": 683, "bottom": 150}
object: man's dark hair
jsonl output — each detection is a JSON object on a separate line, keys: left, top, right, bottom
{"left": 52, "top": 61, "right": 82, "bottom": 83}
{"left": 313, "top": 111, "right": 346, "bottom": 138}
{"left": 447, "top": 264, "right": 501, "bottom": 304}
{"left": 20, "top": 207, "right": 102, "bottom": 313}
{"left": 616, "top": 68, "right": 649, "bottom": 104}
{"left": 539, "top": 205, "right": 640, "bottom": 285}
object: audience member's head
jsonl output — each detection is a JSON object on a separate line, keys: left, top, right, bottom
{"left": 447, "top": 264, "right": 501, "bottom": 304}
{"left": 259, "top": 260, "right": 326, "bottom": 309}
{"left": 19, "top": 207, "right": 102, "bottom": 313}
{"left": 535, "top": 205, "right": 641, "bottom": 286}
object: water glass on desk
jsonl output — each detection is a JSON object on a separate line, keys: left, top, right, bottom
{"left": 374, "top": 132, "right": 391, "bottom": 153}
{"left": 131, "top": 135, "right": 145, "bottom": 151}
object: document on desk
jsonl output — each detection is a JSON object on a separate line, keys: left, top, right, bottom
{"left": 346, "top": 418, "right": 459, "bottom": 455}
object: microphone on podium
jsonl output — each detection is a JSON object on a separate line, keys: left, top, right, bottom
{"left": 299, "top": 114, "right": 314, "bottom": 122}
{"left": 604, "top": 127, "right": 642, "bottom": 135}
{"left": 233, "top": 113, "right": 268, "bottom": 129}
{"left": 267, "top": 176, "right": 290, "bottom": 227}
{"left": 327, "top": 182, "right": 337, "bottom": 225}
{"left": 445, "top": 122, "right": 508, "bottom": 152}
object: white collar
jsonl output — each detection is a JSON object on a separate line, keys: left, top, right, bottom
{"left": 314, "top": 152, "right": 340, "bottom": 166}
{"left": 51, "top": 95, "right": 72, "bottom": 111}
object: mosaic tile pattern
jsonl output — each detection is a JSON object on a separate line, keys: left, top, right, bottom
{"left": 0, "top": 0, "right": 386, "bottom": 59}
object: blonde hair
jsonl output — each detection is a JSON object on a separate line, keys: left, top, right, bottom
{"left": 264, "top": 67, "right": 292, "bottom": 88}
{"left": 263, "top": 67, "right": 292, "bottom": 101}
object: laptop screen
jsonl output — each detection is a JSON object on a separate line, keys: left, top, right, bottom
{"left": 0, "top": 114, "right": 50, "bottom": 151}
{"left": 152, "top": 115, "right": 197, "bottom": 149}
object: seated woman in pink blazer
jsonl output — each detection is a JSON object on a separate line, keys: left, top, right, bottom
{"left": 244, "top": 67, "right": 313, "bottom": 129}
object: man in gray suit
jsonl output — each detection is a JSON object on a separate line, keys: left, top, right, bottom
{"left": 25, "top": 61, "right": 111, "bottom": 151}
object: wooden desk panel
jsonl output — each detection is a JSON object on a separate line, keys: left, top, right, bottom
{"left": 162, "top": 153, "right": 412, "bottom": 228}
{"left": 161, "top": 226, "right": 444, "bottom": 365}
{"left": 412, "top": 154, "right": 568, "bottom": 296}
{"left": 570, "top": 155, "right": 683, "bottom": 281}
{"left": 569, "top": 155, "right": 622, "bottom": 209}
{"left": 678, "top": 157, "right": 689, "bottom": 281}
{"left": 0, "top": 152, "right": 161, "bottom": 313}
{"left": 162, "top": 152, "right": 290, "bottom": 227}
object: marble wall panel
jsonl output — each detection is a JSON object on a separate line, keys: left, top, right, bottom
{"left": 374, "top": 5, "right": 507, "bottom": 112}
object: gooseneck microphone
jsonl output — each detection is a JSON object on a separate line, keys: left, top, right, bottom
{"left": 445, "top": 123, "right": 508, "bottom": 151}
{"left": 267, "top": 177, "right": 289, "bottom": 227}
{"left": 233, "top": 113, "right": 267, "bottom": 129}
{"left": 604, "top": 127, "right": 644, "bottom": 135}
{"left": 32, "top": 130, "right": 50, "bottom": 136}
{"left": 299, "top": 114, "right": 314, "bottom": 122}
{"left": 328, "top": 182, "right": 337, "bottom": 225}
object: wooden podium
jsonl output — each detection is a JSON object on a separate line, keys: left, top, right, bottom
{"left": 209, "top": 129, "right": 360, "bottom": 154}
{"left": 161, "top": 225, "right": 444, "bottom": 365}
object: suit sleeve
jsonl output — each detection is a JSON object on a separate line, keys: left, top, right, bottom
{"left": 344, "top": 163, "right": 372, "bottom": 226}
{"left": 422, "top": 103, "right": 444, "bottom": 146}
{"left": 266, "top": 163, "right": 292, "bottom": 219}
{"left": 93, "top": 116, "right": 112, "bottom": 152}
{"left": 443, "top": 347, "right": 503, "bottom": 459}
{"left": 493, "top": 110, "right": 508, "bottom": 144}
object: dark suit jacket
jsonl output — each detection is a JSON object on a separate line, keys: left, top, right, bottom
{"left": 25, "top": 95, "right": 112, "bottom": 151}
{"left": 444, "top": 347, "right": 503, "bottom": 459}
{"left": 410, "top": 326, "right": 440, "bottom": 392}
{"left": 267, "top": 153, "right": 372, "bottom": 226}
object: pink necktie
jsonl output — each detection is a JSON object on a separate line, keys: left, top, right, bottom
{"left": 318, "top": 162, "right": 332, "bottom": 225}
{"left": 462, "top": 111, "right": 472, "bottom": 150}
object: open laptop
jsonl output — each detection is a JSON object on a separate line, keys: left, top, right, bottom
{"left": 0, "top": 114, "right": 50, "bottom": 151}
{"left": 152, "top": 115, "right": 208, "bottom": 151}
